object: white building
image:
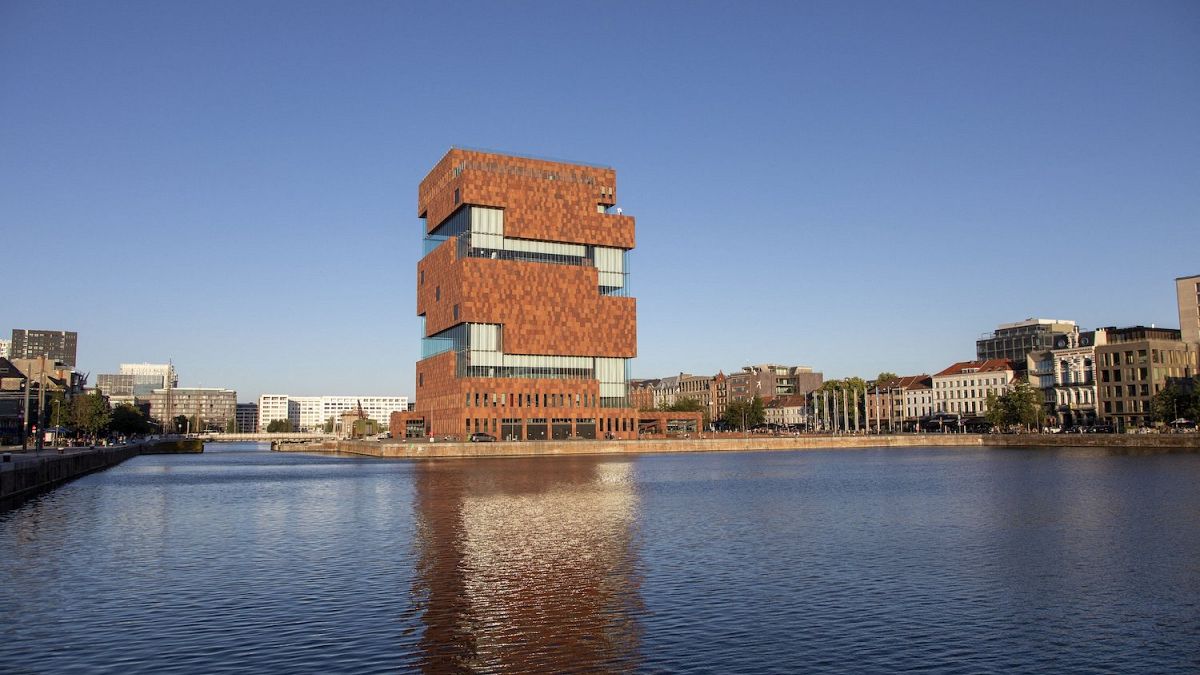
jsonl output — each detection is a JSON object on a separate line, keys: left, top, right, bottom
{"left": 1027, "top": 328, "right": 1109, "bottom": 426}
{"left": 257, "top": 394, "right": 410, "bottom": 433}
{"left": 932, "top": 359, "right": 1016, "bottom": 417}
{"left": 258, "top": 394, "right": 293, "bottom": 431}
{"left": 764, "top": 395, "right": 808, "bottom": 427}
{"left": 0, "top": 339, "right": 10, "bottom": 359}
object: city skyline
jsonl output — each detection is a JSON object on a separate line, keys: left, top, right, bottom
{"left": 3, "top": 2, "right": 1197, "bottom": 400}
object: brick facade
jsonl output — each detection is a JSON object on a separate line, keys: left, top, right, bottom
{"left": 403, "top": 149, "right": 640, "bottom": 440}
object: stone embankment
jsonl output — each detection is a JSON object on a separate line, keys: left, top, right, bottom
{"left": 278, "top": 433, "right": 1200, "bottom": 460}
{"left": 0, "top": 439, "right": 203, "bottom": 510}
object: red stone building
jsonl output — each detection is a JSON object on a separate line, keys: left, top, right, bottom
{"left": 394, "top": 148, "right": 641, "bottom": 440}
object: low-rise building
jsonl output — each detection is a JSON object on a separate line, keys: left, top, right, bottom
{"left": 257, "top": 394, "right": 410, "bottom": 432}
{"left": 764, "top": 395, "right": 808, "bottom": 427}
{"left": 932, "top": 360, "right": 1015, "bottom": 418}
{"left": 864, "top": 375, "right": 933, "bottom": 430}
{"left": 1095, "top": 326, "right": 1197, "bottom": 429}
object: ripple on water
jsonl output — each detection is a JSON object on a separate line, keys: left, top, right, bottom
{"left": 1, "top": 445, "right": 1199, "bottom": 673}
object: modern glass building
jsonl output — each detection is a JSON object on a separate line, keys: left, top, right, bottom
{"left": 403, "top": 148, "right": 639, "bottom": 440}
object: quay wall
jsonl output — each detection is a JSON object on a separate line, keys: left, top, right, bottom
{"left": 281, "top": 433, "right": 1200, "bottom": 460}
{"left": 1, "top": 439, "right": 203, "bottom": 510}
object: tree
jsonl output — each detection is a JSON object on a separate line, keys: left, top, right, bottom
{"left": 1006, "top": 380, "right": 1043, "bottom": 430}
{"left": 875, "top": 372, "right": 899, "bottom": 387}
{"left": 225, "top": 418, "right": 237, "bottom": 433}
{"left": 1152, "top": 379, "right": 1200, "bottom": 423}
{"left": 984, "top": 391, "right": 1005, "bottom": 428}
{"left": 663, "top": 396, "right": 709, "bottom": 427}
{"left": 266, "top": 419, "right": 291, "bottom": 433}
{"left": 172, "top": 415, "right": 189, "bottom": 433}
{"left": 984, "top": 380, "right": 1043, "bottom": 430}
{"left": 110, "top": 404, "right": 150, "bottom": 436}
{"left": 323, "top": 417, "right": 335, "bottom": 433}
{"left": 71, "top": 391, "right": 112, "bottom": 439}
{"left": 723, "top": 396, "right": 765, "bottom": 430}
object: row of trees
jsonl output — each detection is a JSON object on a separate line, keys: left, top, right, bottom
{"left": 38, "top": 391, "right": 227, "bottom": 440}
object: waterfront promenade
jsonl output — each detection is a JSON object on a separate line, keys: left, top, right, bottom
{"left": 0, "top": 438, "right": 202, "bottom": 510}
{"left": 279, "top": 432, "right": 1200, "bottom": 459}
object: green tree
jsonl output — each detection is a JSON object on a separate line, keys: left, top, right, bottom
{"left": 323, "top": 417, "right": 335, "bottom": 433}
{"left": 225, "top": 417, "right": 237, "bottom": 433}
{"left": 664, "top": 397, "right": 709, "bottom": 427}
{"left": 1152, "top": 379, "right": 1200, "bottom": 423}
{"left": 723, "top": 396, "right": 765, "bottom": 430}
{"left": 1007, "top": 380, "right": 1043, "bottom": 429}
{"left": 875, "top": 372, "right": 899, "bottom": 387}
{"left": 110, "top": 403, "right": 149, "bottom": 436}
{"left": 664, "top": 397, "right": 701, "bottom": 412}
{"left": 172, "top": 415, "right": 188, "bottom": 433}
{"left": 984, "top": 391, "right": 1005, "bottom": 428}
{"left": 71, "top": 391, "right": 112, "bottom": 439}
{"left": 266, "top": 419, "right": 291, "bottom": 433}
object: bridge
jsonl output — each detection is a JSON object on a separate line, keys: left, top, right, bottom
{"left": 195, "top": 433, "right": 338, "bottom": 443}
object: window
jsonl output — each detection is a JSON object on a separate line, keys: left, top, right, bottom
{"left": 454, "top": 187, "right": 460, "bottom": 205}
{"left": 420, "top": 270, "right": 424, "bottom": 285}
{"left": 453, "top": 304, "right": 459, "bottom": 321}
{"left": 419, "top": 373, "right": 423, "bottom": 387}
{"left": 435, "top": 286, "right": 440, "bottom": 302}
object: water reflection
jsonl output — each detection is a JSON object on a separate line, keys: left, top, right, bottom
{"left": 411, "top": 457, "right": 643, "bottom": 672}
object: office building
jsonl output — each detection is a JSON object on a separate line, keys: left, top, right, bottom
{"left": 258, "top": 394, "right": 410, "bottom": 433}
{"left": 976, "top": 319, "right": 1077, "bottom": 372}
{"left": 932, "top": 359, "right": 1015, "bottom": 417}
{"left": 400, "top": 148, "right": 640, "bottom": 441}
{"left": 1095, "top": 326, "right": 1197, "bottom": 429}
{"left": 10, "top": 329, "right": 78, "bottom": 368}
{"left": 0, "top": 339, "right": 10, "bottom": 359}
{"left": 1178, "top": 274, "right": 1200, "bottom": 346}
{"left": 148, "top": 387, "right": 237, "bottom": 432}
{"left": 235, "top": 403, "right": 259, "bottom": 433}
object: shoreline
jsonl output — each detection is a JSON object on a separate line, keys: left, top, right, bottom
{"left": 0, "top": 439, "right": 203, "bottom": 511}
{"left": 274, "top": 432, "right": 1200, "bottom": 460}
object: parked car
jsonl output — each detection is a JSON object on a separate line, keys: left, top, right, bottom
{"left": 469, "top": 432, "right": 496, "bottom": 442}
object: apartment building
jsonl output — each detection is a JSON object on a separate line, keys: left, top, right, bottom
{"left": 1095, "top": 326, "right": 1197, "bottom": 429}
{"left": 10, "top": 329, "right": 78, "bottom": 368}
{"left": 932, "top": 360, "right": 1015, "bottom": 417}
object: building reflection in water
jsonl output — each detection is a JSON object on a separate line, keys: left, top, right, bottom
{"left": 410, "top": 456, "right": 643, "bottom": 672}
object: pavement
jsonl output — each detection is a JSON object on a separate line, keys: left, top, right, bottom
{"left": 0, "top": 444, "right": 126, "bottom": 470}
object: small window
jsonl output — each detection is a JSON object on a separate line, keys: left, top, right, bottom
{"left": 420, "top": 270, "right": 424, "bottom": 285}
{"left": 435, "top": 286, "right": 440, "bottom": 302}
{"left": 419, "top": 373, "right": 424, "bottom": 387}
{"left": 454, "top": 188, "right": 460, "bottom": 205}
{"left": 453, "top": 304, "right": 459, "bottom": 321}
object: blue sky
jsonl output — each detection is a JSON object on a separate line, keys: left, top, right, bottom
{"left": 2, "top": 1, "right": 1197, "bottom": 401}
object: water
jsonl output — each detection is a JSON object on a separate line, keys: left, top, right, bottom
{"left": 2, "top": 443, "right": 1198, "bottom": 673}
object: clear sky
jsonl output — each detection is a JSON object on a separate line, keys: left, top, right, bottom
{"left": 2, "top": 1, "right": 1197, "bottom": 401}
